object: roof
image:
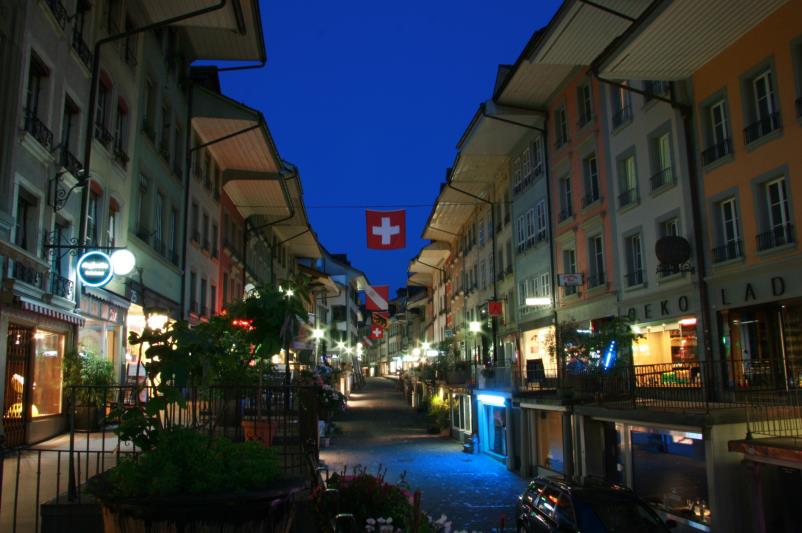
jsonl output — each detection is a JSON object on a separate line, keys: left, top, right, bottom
{"left": 297, "top": 264, "right": 340, "bottom": 297}
{"left": 139, "top": 0, "right": 266, "bottom": 63}
{"left": 595, "top": 0, "right": 790, "bottom": 80}
{"left": 408, "top": 241, "right": 451, "bottom": 275}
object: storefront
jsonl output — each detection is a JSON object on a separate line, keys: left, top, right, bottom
{"left": 518, "top": 402, "right": 571, "bottom": 478}
{"left": 1, "top": 302, "right": 81, "bottom": 446}
{"left": 520, "top": 325, "right": 556, "bottom": 388}
{"left": 78, "top": 288, "right": 129, "bottom": 383}
{"left": 450, "top": 391, "right": 472, "bottom": 440}
{"left": 475, "top": 391, "right": 511, "bottom": 461}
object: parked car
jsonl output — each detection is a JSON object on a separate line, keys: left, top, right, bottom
{"left": 516, "top": 476, "right": 676, "bottom": 532}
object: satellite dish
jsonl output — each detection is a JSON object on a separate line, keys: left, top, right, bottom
{"left": 655, "top": 236, "right": 691, "bottom": 265}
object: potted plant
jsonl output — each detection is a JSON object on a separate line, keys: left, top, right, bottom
{"left": 426, "top": 396, "right": 451, "bottom": 437}
{"left": 63, "top": 350, "right": 115, "bottom": 431}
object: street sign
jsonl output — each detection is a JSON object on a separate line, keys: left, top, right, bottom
{"left": 558, "top": 273, "right": 583, "bottom": 286}
{"left": 77, "top": 251, "right": 113, "bottom": 287}
{"left": 488, "top": 300, "right": 503, "bottom": 317}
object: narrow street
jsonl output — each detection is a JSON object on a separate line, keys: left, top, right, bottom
{"left": 320, "top": 378, "right": 526, "bottom": 532}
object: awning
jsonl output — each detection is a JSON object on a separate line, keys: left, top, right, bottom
{"left": 268, "top": 172, "right": 322, "bottom": 259}
{"left": 408, "top": 272, "right": 433, "bottom": 287}
{"left": 19, "top": 297, "right": 85, "bottom": 326}
{"left": 421, "top": 183, "right": 479, "bottom": 243}
{"left": 596, "top": 0, "right": 790, "bottom": 80}
{"left": 138, "top": 0, "right": 266, "bottom": 63}
{"left": 298, "top": 264, "right": 340, "bottom": 298}
{"left": 409, "top": 241, "right": 451, "bottom": 274}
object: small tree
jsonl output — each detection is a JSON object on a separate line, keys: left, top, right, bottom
{"left": 559, "top": 316, "right": 642, "bottom": 371}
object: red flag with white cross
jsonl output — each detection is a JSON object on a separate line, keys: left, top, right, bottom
{"left": 365, "top": 285, "right": 389, "bottom": 311}
{"left": 369, "top": 325, "right": 384, "bottom": 340}
{"left": 366, "top": 210, "right": 406, "bottom": 250}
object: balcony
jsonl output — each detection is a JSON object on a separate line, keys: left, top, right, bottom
{"left": 701, "top": 138, "right": 732, "bottom": 166}
{"left": 43, "top": 0, "right": 68, "bottom": 30}
{"left": 113, "top": 144, "right": 129, "bottom": 168}
{"left": 581, "top": 192, "right": 600, "bottom": 208}
{"left": 521, "top": 361, "right": 559, "bottom": 392}
{"left": 618, "top": 187, "right": 638, "bottom": 208}
{"left": 712, "top": 240, "right": 743, "bottom": 263}
{"left": 94, "top": 122, "right": 113, "bottom": 147}
{"left": 48, "top": 273, "right": 74, "bottom": 299}
{"left": 625, "top": 269, "right": 644, "bottom": 287}
{"left": 587, "top": 272, "right": 606, "bottom": 289}
{"left": 756, "top": 224, "right": 795, "bottom": 251}
{"left": 24, "top": 111, "right": 54, "bottom": 150}
{"left": 649, "top": 166, "right": 674, "bottom": 191}
{"left": 71, "top": 29, "right": 93, "bottom": 70}
{"left": 743, "top": 112, "right": 781, "bottom": 144}
{"left": 59, "top": 147, "right": 82, "bottom": 177}
{"left": 557, "top": 206, "right": 573, "bottom": 223}
{"left": 12, "top": 261, "right": 46, "bottom": 291}
{"left": 611, "top": 104, "right": 632, "bottom": 129}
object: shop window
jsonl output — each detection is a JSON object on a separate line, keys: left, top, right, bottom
{"left": 630, "top": 428, "right": 709, "bottom": 528}
{"left": 632, "top": 321, "right": 698, "bottom": 367}
{"left": 32, "top": 330, "right": 65, "bottom": 417}
{"left": 483, "top": 404, "right": 507, "bottom": 457}
{"left": 536, "top": 410, "right": 564, "bottom": 472}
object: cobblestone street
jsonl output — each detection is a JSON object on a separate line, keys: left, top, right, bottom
{"left": 320, "top": 378, "right": 526, "bottom": 532}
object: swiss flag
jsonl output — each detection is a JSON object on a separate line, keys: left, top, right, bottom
{"left": 366, "top": 210, "right": 405, "bottom": 250}
{"left": 365, "top": 285, "right": 389, "bottom": 311}
{"left": 369, "top": 325, "right": 384, "bottom": 340}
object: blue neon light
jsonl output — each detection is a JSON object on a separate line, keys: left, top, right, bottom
{"left": 76, "top": 251, "right": 114, "bottom": 288}
{"left": 602, "top": 340, "right": 617, "bottom": 369}
{"left": 477, "top": 393, "right": 506, "bottom": 407}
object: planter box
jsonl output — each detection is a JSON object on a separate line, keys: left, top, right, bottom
{"left": 241, "top": 418, "right": 277, "bottom": 447}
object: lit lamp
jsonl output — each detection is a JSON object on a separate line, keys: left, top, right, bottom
{"left": 412, "top": 348, "right": 422, "bottom": 357}
{"left": 110, "top": 249, "right": 136, "bottom": 276}
{"left": 145, "top": 309, "right": 169, "bottom": 331}
{"left": 312, "top": 328, "right": 324, "bottom": 340}
{"left": 469, "top": 321, "right": 482, "bottom": 333}
{"left": 525, "top": 297, "right": 551, "bottom": 306}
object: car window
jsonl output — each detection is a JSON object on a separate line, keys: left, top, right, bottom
{"left": 575, "top": 494, "right": 668, "bottom": 533}
{"left": 554, "top": 493, "right": 576, "bottom": 528}
{"left": 534, "top": 487, "right": 560, "bottom": 519}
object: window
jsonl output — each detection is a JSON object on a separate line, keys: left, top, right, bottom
{"left": 661, "top": 218, "right": 680, "bottom": 238}
{"left": 650, "top": 133, "right": 673, "bottom": 191}
{"left": 702, "top": 100, "right": 731, "bottom": 165}
{"left": 214, "top": 166, "right": 221, "bottom": 198}
{"left": 14, "top": 188, "right": 36, "bottom": 251}
{"left": 154, "top": 192, "right": 164, "bottom": 253}
{"left": 535, "top": 200, "right": 547, "bottom": 242}
{"left": 204, "top": 152, "right": 212, "bottom": 189}
{"left": 588, "top": 235, "right": 605, "bottom": 288}
{"left": 114, "top": 99, "right": 128, "bottom": 161}
{"left": 563, "top": 249, "right": 577, "bottom": 296}
{"left": 173, "top": 123, "right": 182, "bottom": 174}
{"left": 558, "top": 177, "right": 572, "bottom": 221}
{"left": 60, "top": 96, "right": 79, "bottom": 158}
{"left": 759, "top": 177, "right": 794, "bottom": 250}
{"left": 512, "top": 157, "right": 522, "bottom": 193}
{"left": 618, "top": 155, "right": 638, "bottom": 207}
{"left": 210, "top": 285, "right": 217, "bottom": 316}
{"left": 191, "top": 202, "right": 199, "bottom": 242}
{"left": 532, "top": 137, "right": 544, "bottom": 176}
{"left": 521, "top": 147, "right": 533, "bottom": 181}
{"left": 714, "top": 198, "right": 742, "bottom": 262}
{"left": 211, "top": 223, "right": 219, "bottom": 257}
{"left": 626, "top": 234, "right": 644, "bottom": 286}
{"left": 107, "top": 202, "right": 118, "bottom": 247}
{"left": 169, "top": 208, "right": 178, "bottom": 262}
{"left": 95, "top": 78, "right": 111, "bottom": 144}
{"left": 87, "top": 190, "right": 99, "bottom": 245}
{"left": 189, "top": 272, "right": 198, "bottom": 312}
{"left": 32, "top": 330, "right": 65, "bottom": 418}
{"left": 536, "top": 411, "right": 565, "bottom": 472}
{"left": 745, "top": 69, "right": 781, "bottom": 143}
{"left": 479, "top": 216, "right": 485, "bottom": 246}
{"left": 202, "top": 212, "right": 210, "bottom": 249}
{"left": 160, "top": 104, "right": 171, "bottom": 158}
{"left": 200, "top": 278, "right": 207, "bottom": 315}
{"left": 555, "top": 105, "right": 568, "bottom": 147}
{"left": 137, "top": 176, "right": 148, "bottom": 235}
{"left": 143, "top": 78, "right": 156, "bottom": 140}
{"left": 582, "top": 154, "right": 599, "bottom": 206}
{"left": 516, "top": 215, "right": 526, "bottom": 253}
{"left": 222, "top": 273, "right": 229, "bottom": 303}
{"left": 577, "top": 84, "right": 592, "bottom": 126}
{"left": 25, "top": 52, "right": 51, "bottom": 148}
{"left": 611, "top": 83, "right": 632, "bottom": 128}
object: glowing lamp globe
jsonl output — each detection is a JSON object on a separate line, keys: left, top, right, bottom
{"left": 110, "top": 249, "right": 136, "bottom": 276}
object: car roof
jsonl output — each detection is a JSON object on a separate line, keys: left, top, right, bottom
{"left": 528, "top": 476, "right": 632, "bottom": 495}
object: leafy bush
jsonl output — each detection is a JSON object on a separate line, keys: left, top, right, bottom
{"left": 427, "top": 396, "right": 450, "bottom": 431}
{"left": 101, "top": 427, "right": 280, "bottom": 498}
{"left": 63, "top": 351, "right": 115, "bottom": 406}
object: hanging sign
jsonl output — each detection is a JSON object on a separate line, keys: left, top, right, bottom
{"left": 77, "top": 251, "right": 113, "bottom": 287}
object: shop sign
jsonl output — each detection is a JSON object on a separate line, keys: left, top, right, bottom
{"left": 719, "top": 276, "right": 786, "bottom": 307}
{"left": 77, "top": 251, "right": 113, "bottom": 288}
{"left": 559, "top": 273, "right": 583, "bottom": 286}
{"left": 488, "top": 300, "right": 503, "bottom": 317}
{"left": 626, "top": 295, "right": 691, "bottom": 322}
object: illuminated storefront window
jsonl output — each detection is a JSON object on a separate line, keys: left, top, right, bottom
{"left": 631, "top": 319, "right": 698, "bottom": 366}
{"left": 32, "top": 330, "right": 65, "bottom": 417}
{"left": 536, "top": 410, "right": 564, "bottom": 473}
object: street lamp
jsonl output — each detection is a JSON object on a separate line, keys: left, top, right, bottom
{"left": 469, "top": 321, "right": 482, "bottom": 333}
{"left": 312, "top": 328, "right": 324, "bottom": 340}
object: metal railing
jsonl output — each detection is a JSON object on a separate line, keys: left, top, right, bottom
{"left": 113, "top": 144, "right": 129, "bottom": 168}
{"left": 625, "top": 269, "right": 644, "bottom": 287}
{"left": 586, "top": 273, "right": 606, "bottom": 288}
{"left": 12, "top": 260, "right": 46, "bottom": 290}
{"left": 93, "top": 122, "right": 113, "bottom": 147}
{"left": 649, "top": 166, "right": 673, "bottom": 190}
{"left": 712, "top": 240, "right": 743, "bottom": 263}
{"left": 618, "top": 187, "right": 638, "bottom": 208}
{"left": 744, "top": 112, "right": 781, "bottom": 144}
{"left": 44, "top": 0, "right": 68, "bottom": 29}
{"left": 24, "top": 111, "right": 54, "bottom": 150}
{"left": 756, "top": 224, "right": 795, "bottom": 251}
{"left": 701, "top": 138, "right": 732, "bottom": 166}
{"left": 48, "top": 273, "right": 73, "bottom": 299}
{"left": 644, "top": 80, "right": 670, "bottom": 99}
{"left": 59, "top": 147, "right": 82, "bottom": 177}
{"left": 557, "top": 206, "right": 573, "bottom": 223}
{"left": 581, "top": 192, "right": 600, "bottom": 208}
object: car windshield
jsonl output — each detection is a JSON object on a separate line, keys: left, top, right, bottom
{"left": 574, "top": 491, "right": 669, "bottom": 533}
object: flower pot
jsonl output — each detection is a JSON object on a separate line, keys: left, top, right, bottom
{"left": 241, "top": 419, "right": 277, "bottom": 447}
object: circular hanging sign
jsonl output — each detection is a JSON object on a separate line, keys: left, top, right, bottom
{"left": 655, "top": 236, "right": 691, "bottom": 265}
{"left": 77, "top": 251, "right": 114, "bottom": 287}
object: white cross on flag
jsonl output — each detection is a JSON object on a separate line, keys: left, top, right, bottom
{"left": 364, "top": 285, "right": 389, "bottom": 311}
{"left": 366, "top": 210, "right": 406, "bottom": 250}
{"left": 369, "top": 326, "right": 384, "bottom": 340}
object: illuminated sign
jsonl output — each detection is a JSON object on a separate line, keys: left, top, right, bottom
{"left": 77, "top": 251, "right": 113, "bottom": 287}
{"left": 477, "top": 393, "right": 506, "bottom": 407}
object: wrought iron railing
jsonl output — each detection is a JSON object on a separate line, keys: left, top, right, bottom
{"left": 113, "top": 144, "right": 129, "bottom": 167}
{"left": 44, "top": 0, "right": 68, "bottom": 29}
{"left": 712, "top": 240, "right": 743, "bottom": 263}
{"left": 649, "top": 166, "right": 673, "bottom": 191}
{"left": 12, "top": 260, "right": 46, "bottom": 290}
{"left": 59, "top": 146, "right": 82, "bottom": 177}
{"left": 618, "top": 187, "right": 638, "bottom": 208}
{"left": 744, "top": 112, "right": 781, "bottom": 144}
{"left": 94, "top": 122, "right": 113, "bottom": 147}
{"left": 24, "top": 111, "right": 54, "bottom": 150}
{"left": 756, "top": 223, "right": 795, "bottom": 251}
{"left": 48, "top": 272, "right": 74, "bottom": 298}
{"left": 701, "top": 138, "right": 732, "bottom": 166}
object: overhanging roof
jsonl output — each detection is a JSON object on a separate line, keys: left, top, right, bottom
{"left": 298, "top": 264, "right": 340, "bottom": 298}
{"left": 138, "top": 0, "right": 266, "bottom": 62}
{"left": 421, "top": 183, "right": 477, "bottom": 243}
{"left": 270, "top": 171, "right": 322, "bottom": 259}
{"left": 409, "top": 242, "right": 451, "bottom": 274}
{"left": 408, "top": 272, "right": 433, "bottom": 288}
{"left": 495, "top": 0, "right": 649, "bottom": 107}
{"left": 192, "top": 85, "right": 288, "bottom": 221}
{"left": 596, "top": 0, "right": 790, "bottom": 80}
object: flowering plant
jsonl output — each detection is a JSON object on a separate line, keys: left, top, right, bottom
{"left": 320, "top": 385, "right": 347, "bottom": 421}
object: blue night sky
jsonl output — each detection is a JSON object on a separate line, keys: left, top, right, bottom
{"left": 219, "top": 0, "right": 561, "bottom": 295}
